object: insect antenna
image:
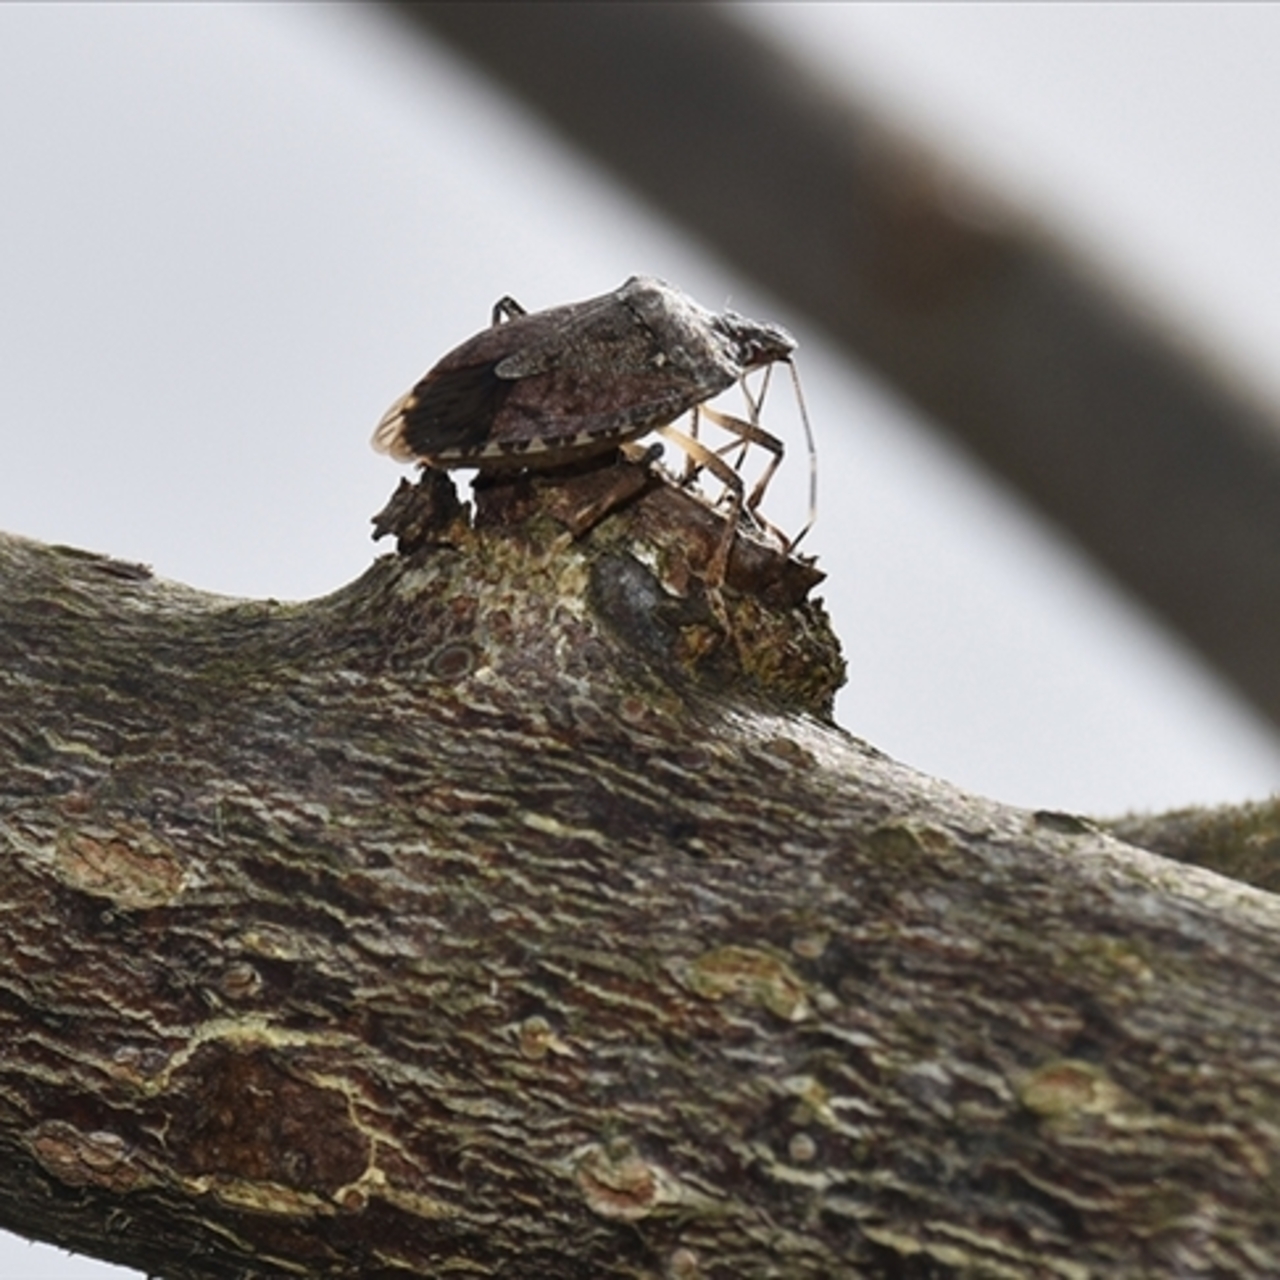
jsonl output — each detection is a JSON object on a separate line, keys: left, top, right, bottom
{"left": 785, "top": 358, "right": 818, "bottom": 552}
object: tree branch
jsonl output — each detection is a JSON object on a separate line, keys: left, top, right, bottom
{"left": 3, "top": 468, "right": 1279, "bottom": 1278}
{"left": 1107, "top": 800, "right": 1280, "bottom": 897}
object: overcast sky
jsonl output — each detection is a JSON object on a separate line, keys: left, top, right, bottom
{"left": 3, "top": 5, "right": 1280, "bottom": 1275}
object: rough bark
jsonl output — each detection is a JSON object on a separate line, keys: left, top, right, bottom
{"left": 1107, "top": 802, "right": 1280, "bottom": 897}
{"left": 2, "top": 463, "right": 1280, "bottom": 1279}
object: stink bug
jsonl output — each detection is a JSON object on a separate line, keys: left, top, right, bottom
{"left": 373, "top": 276, "right": 815, "bottom": 579}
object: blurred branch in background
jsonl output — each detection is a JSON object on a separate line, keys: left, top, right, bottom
{"left": 389, "top": 1, "right": 1280, "bottom": 734}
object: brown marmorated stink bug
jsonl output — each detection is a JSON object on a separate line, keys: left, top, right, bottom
{"left": 372, "top": 276, "right": 815, "bottom": 581}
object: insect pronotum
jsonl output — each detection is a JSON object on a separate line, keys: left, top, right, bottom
{"left": 373, "top": 276, "right": 816, "bottom": 580}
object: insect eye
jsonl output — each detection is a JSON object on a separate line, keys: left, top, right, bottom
{"left": 744, "top": 339, "right": 784, "bottom": 369}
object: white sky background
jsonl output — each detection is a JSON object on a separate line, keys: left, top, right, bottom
{"left": 2, "top": 5, "right": 1280, "bottom": 1274}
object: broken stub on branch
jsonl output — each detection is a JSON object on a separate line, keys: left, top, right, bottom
{"left": 369, "top": 277, "right": 841, "bottom": 717}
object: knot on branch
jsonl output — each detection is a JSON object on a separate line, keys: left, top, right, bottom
{"left": 370, "top": 459, "right": 845, "bottom": 720}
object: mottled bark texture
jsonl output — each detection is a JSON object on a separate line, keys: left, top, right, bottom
{"left": 1108, "top": 802, "right": 1280, "bottom": 897}
{"left": 2, "top": 463, "right": 1280, "bottom": 1280}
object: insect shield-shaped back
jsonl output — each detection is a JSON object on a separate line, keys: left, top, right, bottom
{"left": 371, "top": 276, "right": 796, "bottom": 472}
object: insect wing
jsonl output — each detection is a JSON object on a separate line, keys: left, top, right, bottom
{"left": 372, "top": 363, "right": 514, "bottom": 462}
{"left": 375, "top": 288, "right": 730, "bottom": 466}
{"left": 371, "top": 311, "right": 543, "bottom": 463}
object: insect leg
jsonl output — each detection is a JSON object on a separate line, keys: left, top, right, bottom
{"left": 744, "top": 363, "right": 772, "bottom": 421}
{"left": 656, "top": 422, "right": 745, "bottom": 589}
{"left": 676, "top": 405, "right": 705, "bottom": 487}
{"left": 551, "top": 447, "right": 661, "bottom": 540}
{"left": 619, "top": 439, "right": 665, "bottom": 467}
{"left": 703, "top": 357, "right": 818, "bottom": 553}
{"left": 491, "top": 296, "right": 528, "bottom": 326}
{"left": 723, "top": 364, "right": 774, "bottom": 473}
{"left": 698, "top": 406, "right": 788, "bottom": 548}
